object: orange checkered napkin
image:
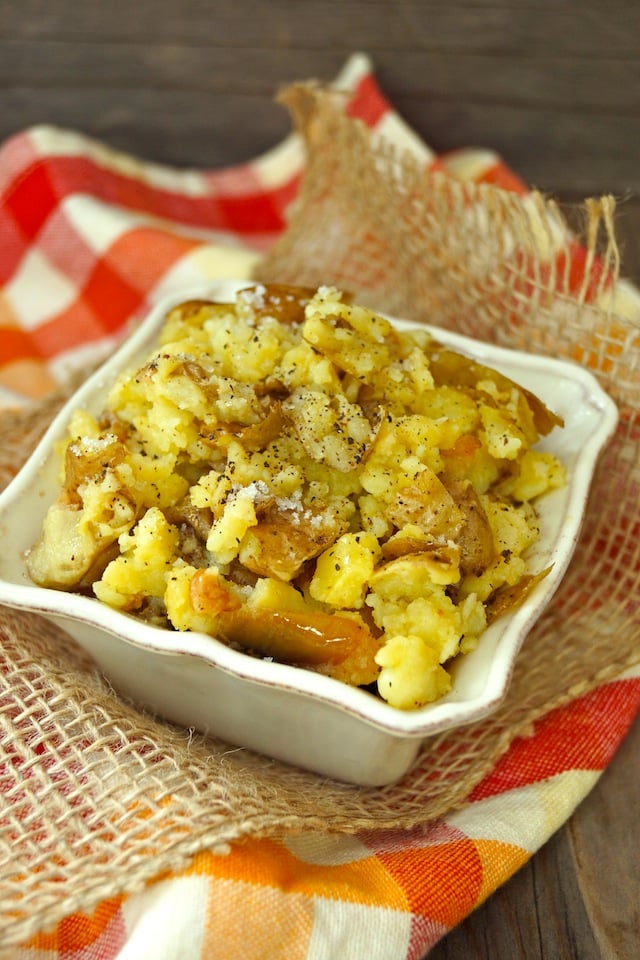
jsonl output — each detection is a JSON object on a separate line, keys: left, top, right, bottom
{"left": 4, "top": 53, "right": 640, "bottom": 959}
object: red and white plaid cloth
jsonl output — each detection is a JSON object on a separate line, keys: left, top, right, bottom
{"left": 2, "top": 53, "right": 640, "bottom": 959}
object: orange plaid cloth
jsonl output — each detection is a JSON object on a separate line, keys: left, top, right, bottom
{"left": 3, "top": 53, "right": 640, "bottom": 958}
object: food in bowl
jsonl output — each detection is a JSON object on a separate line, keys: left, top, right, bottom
{"left": 26, "top": 284, "right": 566, "bottom": 711}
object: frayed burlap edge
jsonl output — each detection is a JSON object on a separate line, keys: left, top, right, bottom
{"left": 1, "top": 87, "right": 640, "bottom": 947}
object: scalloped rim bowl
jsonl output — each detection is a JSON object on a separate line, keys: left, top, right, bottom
{"left": 0, "top": 281, "right": 619, "bottom": 785}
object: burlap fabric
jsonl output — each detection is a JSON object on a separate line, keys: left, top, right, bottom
{"left": 1, "top": 87, "right": 639, "bottom": 947}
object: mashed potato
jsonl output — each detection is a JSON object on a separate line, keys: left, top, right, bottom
{"left": 27, "top": 284, "right": 566, "bottom": 710}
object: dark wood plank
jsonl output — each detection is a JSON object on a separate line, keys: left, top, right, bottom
{"left": 567, "top": 708, "right": 640, "bottom": 959}
{"left": 8, "top": 0, "right": 640, "bottom": 55}
{"left": 614, "top": 195, "right": 640, "bottom": 283}
{"left": 429, "top": 711, "right": 640, "bottom": 960}
{"left": 1, "top": 0, "right": 639, "bottom": 194}
{"left": 0, "top": 87, "right": 294, "bottom": 167}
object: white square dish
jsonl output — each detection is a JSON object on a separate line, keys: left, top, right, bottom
{"left": 0, "top": 280, "right": 618, "bottom": 785}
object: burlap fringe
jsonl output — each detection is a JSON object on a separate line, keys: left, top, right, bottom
{"left": 1, "top": 87, "right": 640, "bottom": 947}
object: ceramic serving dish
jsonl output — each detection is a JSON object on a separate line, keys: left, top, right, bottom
{"left": 0, "top": 280, "right": 619, "bottom": 785}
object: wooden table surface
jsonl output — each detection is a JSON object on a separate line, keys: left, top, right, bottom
{"left": 2, "top": 2, "right": 639, "bottom": 956}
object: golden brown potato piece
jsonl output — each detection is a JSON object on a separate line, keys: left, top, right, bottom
{"left": 215, "top": 606, "right": 380, "bottom": 686}
{"left": 200, "top": 402, "right": 285, "bottom": 453}
{"left": 167, "top": 298, "right": 229, "bottom": 321}
{"left": 284, "top": 388, "right": 381, "bottom": 472}
{"left": 485, "top": 566, "right": 551, "bottom": 623}
{"left": 371, "top": 549, "right": 461, "bottom": 590}
{"left": 190, "top": 567, "right": 241, "bottom": 616}
{"left": 387, "top": 468, "right": 465, "bottom": 542}
{"left": 427, "top": 344, "right": 564, "bottom": 438}
{"left": 239, "top": 503, "right": 350, "bottom": 581}
{"left": 445, "top": 478, "right": 497, "bottom": 577}
{"left": 236, "top": 284, "right": 317, "bottom": 324}
{"left": 63, "top": 436, "right": 127, "bottom": 503}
